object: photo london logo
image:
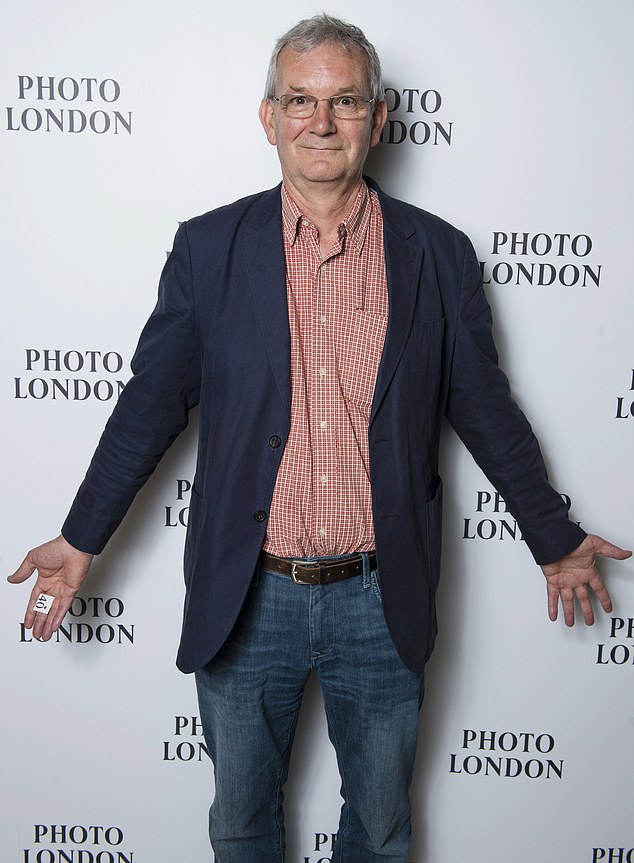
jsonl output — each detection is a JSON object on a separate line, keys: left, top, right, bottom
{"left": 614, "top": 369, "right": 634, "bottom": 419}
{"left": 449, "top": 729, "right": 564, "bottom": 780}
{"left": 163, "top": 479, "right": 192, "bottom": 528}
{"left": 592, "top": 850, "right": 634, "bottom": 863}
{"left": 479, "top": 231, "right": 602, "bottom": 289}
{"left": 162, "top": 714, "right": 209, "bottom": 762}
{"left": 14, "top": 349, "right": 128, "bottom": 403}
{"left": 22, "top": 824, "right": 134, "bottom": 862}
{"left": 301, "top": 834, "right": 414, "bottom": 863}
{"left": 380, "top": 86, "right": 453, "bottom": 146}
{"left": 5, "top": 75, "right": 133, "bottom": 135}
{"left": 19, "top": 596, "right": 134, "bottom": 647}
{"left": 596, "top": 616, "right": 634, "bottom": 666}
{"left": 460, "top": 488, "right": 577, "bottom": 543}
{"left": 302, "top": 833, "right": 337, "bottom": 863}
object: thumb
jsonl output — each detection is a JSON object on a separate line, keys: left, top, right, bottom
{"left": 7, "top": 556, "right": 37, "bottom": 584}
{"left": 590, "top": 534, "right": 632, "bottom": 561}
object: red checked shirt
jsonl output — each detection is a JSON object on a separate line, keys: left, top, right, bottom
{"left": 263, "top": 182, "right": 389, "bottom": 558}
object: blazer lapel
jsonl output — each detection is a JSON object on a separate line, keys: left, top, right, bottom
{"left": 371, "top": 189, "right": 424, "bottom": 423}
{"left": 242, "top": 187, "right": 291, "bottom": 413}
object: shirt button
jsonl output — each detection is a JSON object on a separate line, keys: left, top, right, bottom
{"left": 253, "top": 510, "right": 267, "bottom": 523}
{"left": 320, "top": 474, "right": 328, "bottom": 485}
{"left": 319, "top": 420, "right": 328, "bottom": 430}
{"left": 319, "top": 527, "right": 326, "bottom": 537}
{"left": 318, "top": 367, "right": 326, "bottom": 377}
{"left": 269, "top": 435, "right": 282, "bottom": 448}
{"left": 320, "top": 315, "right": 327, "bottom": 324}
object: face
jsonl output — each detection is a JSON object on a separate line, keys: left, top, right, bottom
{"left": 259, "top": 42, "right": 387, "bottom": 196}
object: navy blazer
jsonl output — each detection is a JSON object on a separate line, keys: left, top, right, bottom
{"left": 62, "top": 180, "right": 585, "bottom": 673}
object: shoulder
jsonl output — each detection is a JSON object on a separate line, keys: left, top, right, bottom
{"left": 180, "top": 185, "right": 282, "bottom": 246}
{"left": 366, "top": 176, "right": 469, "bottom": 254}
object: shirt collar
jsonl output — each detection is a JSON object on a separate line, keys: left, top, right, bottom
{"left": 281, "top": 181, "right": 372, "bottom": 254}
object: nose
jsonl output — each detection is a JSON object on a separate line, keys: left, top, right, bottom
{"left": 307, "top": 99, "right": 337, "bottom": 134}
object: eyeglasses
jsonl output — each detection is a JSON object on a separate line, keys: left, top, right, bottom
{"left": 271, "top": 93, "right": 375, "bottom": 119}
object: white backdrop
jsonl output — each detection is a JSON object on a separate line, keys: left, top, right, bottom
{"left": 2, "top": 1, "right": 632, "bottom": 861}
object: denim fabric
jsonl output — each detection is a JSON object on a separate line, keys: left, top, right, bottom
{"left": 195, "top": 553, "right": 425, "bottom": 862}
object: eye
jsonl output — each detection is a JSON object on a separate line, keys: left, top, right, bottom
{"left": 334, "top": 95, "right": 359, "bottom": 109}
{"left": 287, "top": 95, "right": 307, "bottom": 106}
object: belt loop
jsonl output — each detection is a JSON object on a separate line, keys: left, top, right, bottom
{"left": 361, "top": 551, "right": 371, "bottom": 588}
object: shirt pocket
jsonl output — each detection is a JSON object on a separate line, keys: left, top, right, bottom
{"left": 332, "top": 308, "right": 388, "bottom": 412}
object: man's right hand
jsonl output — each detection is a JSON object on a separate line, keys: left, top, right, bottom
{"left": 7, "top": 535, "right": 93, "bottom": 641}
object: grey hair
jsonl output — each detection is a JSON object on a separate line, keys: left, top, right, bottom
{"left": 264, "top": 13, "right": 384, "bottom": 103}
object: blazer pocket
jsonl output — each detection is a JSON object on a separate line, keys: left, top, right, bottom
{"left": 424, "top": 478, "right": 443, "bottom": 596}
{"left": 184, "top": 482, "right": 206, "bottom": 575}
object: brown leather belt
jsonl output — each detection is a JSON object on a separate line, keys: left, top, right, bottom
{"left": 260, "top": 551, "right": 377, "bottom": 585}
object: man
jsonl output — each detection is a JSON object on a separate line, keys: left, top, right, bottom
{"left": 9, "top": 14, "right": 630, "bottom": 863}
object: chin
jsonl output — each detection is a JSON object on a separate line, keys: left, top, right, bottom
{"left": 300, "top": 161, "right": 347, "bottom": 183}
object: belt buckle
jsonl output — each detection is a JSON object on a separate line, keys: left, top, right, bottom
{"left": 290, "top": 560, "right": 317, "bottom": 585}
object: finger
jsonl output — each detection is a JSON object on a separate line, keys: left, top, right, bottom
{"left": 33, "top": 606, "right": 63, "bottom": 641}
{"left": 547, "top": 582, "right": 560, "bottom": 621}
{"left": 31, "top": 591, "right": 76, "bottom": 641}
{"left": 37, "top": 610, "right": 58, "bottom": 642}
{"left": 574, "top": 583, "right": 595, "bottom": 626}
{"left": 28, "top": 585, "right": 60, "bottom": 639}
{"left": 588, "top": 574, "right": 613, "bottom": 615}
{"left": 24, "top": 580, "right": 48, "bottom": 630}
{"left": 48, "top": 596, "right": 75, "bottom": 635}
{"left": 31, "top": 597, "right": 53, "bottom": 640}
{"left": 560, "top": 587, "right": 575, "bottom": 627}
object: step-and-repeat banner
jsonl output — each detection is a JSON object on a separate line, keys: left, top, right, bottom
{"left": 2, "top": 1, "right": 632, "bottom": 861}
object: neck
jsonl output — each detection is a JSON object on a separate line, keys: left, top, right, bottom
{"left": 283, "top": 176, "right": 363, "bottom": 248}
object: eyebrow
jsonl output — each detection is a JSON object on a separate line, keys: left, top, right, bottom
{"left": 287, "top": 84, "right": 361, "bottom": 94}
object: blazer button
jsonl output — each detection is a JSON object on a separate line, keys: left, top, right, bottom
{"left": 254, "top": 510, "right": 267, "bottom": 523}
{"left": 269, "top": 435, "right": 282, "bottom": 448}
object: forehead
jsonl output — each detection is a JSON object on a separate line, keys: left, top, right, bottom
{"left": 276, "top": 42, "right": 370, "bottom": 92}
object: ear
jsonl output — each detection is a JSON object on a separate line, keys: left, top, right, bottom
{"left": 259, "top": 98, "right": 277, "bottom": 146}
{"left": 369, "top": 99, "right": 388, "bottom": 148}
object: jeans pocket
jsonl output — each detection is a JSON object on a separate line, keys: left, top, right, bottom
{"left": 363, "top": 568, "right": 383, "bottom": 605}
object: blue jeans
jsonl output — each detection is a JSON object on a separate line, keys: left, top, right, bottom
{"left": 195, "top": 554, "right": 425, "bottom": 862}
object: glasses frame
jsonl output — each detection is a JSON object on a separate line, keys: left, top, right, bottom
{"left": 270, "top": 93, "right": 376, "bottom": 119}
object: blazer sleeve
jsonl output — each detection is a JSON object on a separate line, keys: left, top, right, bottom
{"left": 444, "top": 235, "right": 586, "bottom": 564}
{"left": 62, "top": 222, "right": 202, "bottom": 554}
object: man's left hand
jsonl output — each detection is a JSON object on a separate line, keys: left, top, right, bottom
{"left": 541, "top": 534, "right": 631, "bottom": 626}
